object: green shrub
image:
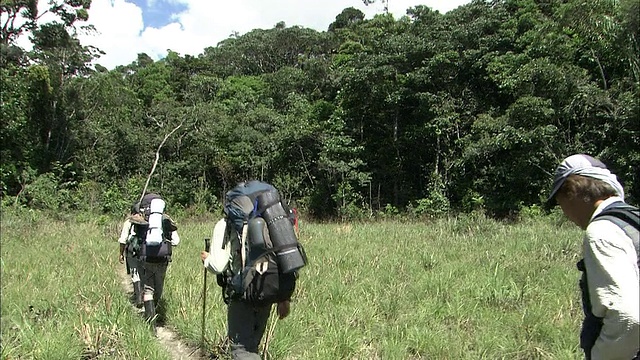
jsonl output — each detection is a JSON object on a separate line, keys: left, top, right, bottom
{"left": 460, "top": 190, "right": 486, "bottom": 213}
{"left": 518, "top": 203, "right": 547, "bottom": 222}
{"left": 409, "top": 191, "right": 450, "bottom": 218}
{"left": 337, "top": 202, "right": 370, "bottom": 221}
{"left": 377, "top": 203, "right": 400, "bottom": 219}
{"left": 22, "top": 172, "right": 62, "bottom": 210}
{"left": 101, "top": 184, "right": 131, "bottom": 214}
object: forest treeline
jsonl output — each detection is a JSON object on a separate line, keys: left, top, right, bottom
{"left": 1, "top": 0, "right": 638, "bottom": 219}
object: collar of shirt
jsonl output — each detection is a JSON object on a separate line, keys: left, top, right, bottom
{"left": 590, "top": 196, "right": 625, "bottom": 221}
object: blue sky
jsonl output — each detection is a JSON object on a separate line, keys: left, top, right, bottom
{"left": 22, "top": 0, "right": 472, "bottom": 69}
{"left": 129, "top": 0, "right": 188, "bottom": 29}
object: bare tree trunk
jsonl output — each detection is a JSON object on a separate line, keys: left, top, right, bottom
{"left": 591, "top": 49, "right": 608, "bottom": 90}
{"left": 139, "top": 121, "right": 185, "bottom": 201}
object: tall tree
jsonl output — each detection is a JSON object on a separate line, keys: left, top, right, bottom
{"left": 1, "top": 0, "right": 90, "bottom": 45}
{"left": 26, "top": 20, "right": 101, "bottom": 172}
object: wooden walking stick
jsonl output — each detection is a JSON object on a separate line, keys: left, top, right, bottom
{"left": 262, "top": 306, "right": 279, "bottom": 360}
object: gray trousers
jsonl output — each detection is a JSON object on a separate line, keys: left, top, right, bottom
{"left": 140, "top": 261, "right": 168, "bottom": 302}
{"left": 228, "top": 300, "right": 272, "bottom": 360}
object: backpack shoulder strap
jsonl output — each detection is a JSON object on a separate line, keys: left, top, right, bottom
{"left": 592, "top": 205, "right": 640, "bottom": 264}
{"left": 241, "top": 223, "right": 248, "bottom": 269}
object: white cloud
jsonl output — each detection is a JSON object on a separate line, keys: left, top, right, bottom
{"left": 79, "top": 0, "right": 148, "bottom": 66}
{"left": 73, "top": 0, "right": 472, "bottom": 69}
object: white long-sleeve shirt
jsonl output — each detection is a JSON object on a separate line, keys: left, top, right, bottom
{"left": 117, "top": 217, "right": 180, "bottom": 246}
{"left": 167, "top": 228, "right": 180, "bottom": 246}
{"left": 584, "top": 197, "right": 639, "bottom": 360}
{"left": 118, "top": 219, "right": 133, "bottom": 244}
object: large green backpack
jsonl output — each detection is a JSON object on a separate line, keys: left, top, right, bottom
{"left": 216, "top": 180, "right": 307, "bottom": 305}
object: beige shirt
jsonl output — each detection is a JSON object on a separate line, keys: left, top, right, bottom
{"left": 585, "top": 197, "right": 639, "bottom": 360}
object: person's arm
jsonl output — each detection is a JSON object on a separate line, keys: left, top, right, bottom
{"left": 118, "top": 219, "right": 132, "bottom": 244}
{"left": 170, "top": 231, "right": 180, "bottom": 246}
{"left": 584, "top": 222, "right": 640, "bottom": 360}
{"left": 119, "top": 243, "right": 126, "bottom": 263}
{"left": 201, "top": 251, "right": 226, "bottom": 274}
{"left": 277, "top": 300, "right": 290, "bottom": 319}
{"left": 200, "top": 251, "right": 216, "bottom": 273}
{"left": 118, "top": 219, "right": 132, "bottom": 263}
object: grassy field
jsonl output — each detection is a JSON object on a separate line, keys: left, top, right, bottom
{"left": 1, "top": 208, "right": 585, "bottom": 359}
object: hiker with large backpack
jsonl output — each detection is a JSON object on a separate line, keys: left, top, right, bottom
{"left": 126, "top": 193, "right": 180, "bottom": 332}
{"left": 200, "top": 180, "right": 306, "bottom": 360}
{"left": 547, "top": 154, "right": 639, "bottom": 360}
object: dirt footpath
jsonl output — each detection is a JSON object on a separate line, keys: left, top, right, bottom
{"left": 118, "top": 267, "right": 206, "bottom": 360}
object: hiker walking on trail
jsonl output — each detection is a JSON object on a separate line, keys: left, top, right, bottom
{"left": 201, "top": 180, "right": 306, "bottom": 360}
{"left": 127, "top": 193, "right": 180, "bottom": 332}
{"left": 118, "top": 203, "right": 145, "bottom": 307}
{"left": 547, "top": 154, "right": 639, "bottom": 360}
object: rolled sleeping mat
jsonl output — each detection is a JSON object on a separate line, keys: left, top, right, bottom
{"left": 263, "top": 202, "right": 305, "bottom": 273}
{"left": 262, "top": 199, "right": 288, "bottom": 222}
{"left": 256, "top": 190, "right": 281, "bottom": 215}
{"left": 145, "top": 198, "right": 165, "bottom": 246}
{"left": 275, "top": 246, "right": 305, "bottom": 274}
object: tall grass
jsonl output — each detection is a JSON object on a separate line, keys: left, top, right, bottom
{"left": 1, "top": 209, "right": 172, "bottom": 359}
{"left": 169, "top": 212, "right": 585, "bottom": 359}
{"left": 2, "top": 208, "right": 585, "bottom": 359}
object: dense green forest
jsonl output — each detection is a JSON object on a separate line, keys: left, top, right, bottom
{"left": 1, "top": 0, "right": 638, "bottom": 219}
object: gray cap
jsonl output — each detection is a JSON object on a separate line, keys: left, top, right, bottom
{"left": 547, "top": 154, "right": 624, "bottom": 204}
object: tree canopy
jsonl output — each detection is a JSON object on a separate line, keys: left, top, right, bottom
{"left": 1, "top": 0, "right": 638, "bottom": 219}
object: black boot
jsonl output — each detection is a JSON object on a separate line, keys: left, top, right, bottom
{"left": 155, "top": 298, "right": 165, "bottom": 325}
{"left": 133, "top": 281, "right": 143, "bottom": 307}
{"left": 143, "top": 300, "right": 157, "bottom": 335}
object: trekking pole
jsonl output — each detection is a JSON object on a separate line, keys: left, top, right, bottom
{"left": 262, "top": 306, "right": 279, "bottom": 360}
{"left": 201, "top": 237, "right": 211, "bottom": 350}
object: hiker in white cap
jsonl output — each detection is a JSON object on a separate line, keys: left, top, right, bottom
{"left": 548, "top": 154, "right": 639, "bottom": 360}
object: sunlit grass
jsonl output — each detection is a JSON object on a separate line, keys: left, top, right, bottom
{"left": 1, "top": 209, "right": 172, "bottom": 359}
{"left": 2, "top": 208, "right": 584, "bottom": 359}
{"left": 167, "top": 212, "right": 584, "bottom": 359}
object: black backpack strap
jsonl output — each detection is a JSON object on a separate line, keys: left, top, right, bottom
{"left": 592, "top": 205, "right": 640, "bottom": 266}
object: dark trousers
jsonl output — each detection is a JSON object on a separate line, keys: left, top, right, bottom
{"left": 227, "top": 300, "right": 272, "bottom": 360}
